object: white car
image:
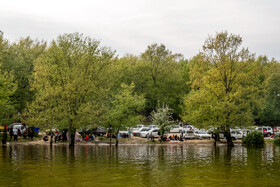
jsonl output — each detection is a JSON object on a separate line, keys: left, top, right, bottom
{"left": 140, "top": 128, "right": 159, "bottom": 138}
{"left": 194, "top": 130, "right": 211, "bottom": 139}
{"left": 140, "top": 129, "right": 151, "bottom": 138}
{"left": 133, "top": 127, "right": 149, "bottom": 136}
{"left": 170, "top": 125, "right": 184, "bottom": 133}
{"left": 230, "top": 130, "right": 243, "bottom": 140}
{"left": 256, "top": 126, "right": 273, "bottom": 137}
{"left": 148, "top": 125, "right": 158, "bottom": 130}
{"left": 184, "top": 130, "right": 195, "bottom": 139}
{"left": 8, "top": 123, "right": 27, "bottom": 134}
{"left": 132, "top": 124, "right": 144, "bottom": 131}
{"left": 185, "top": 125, "right": 195, "bottom": 131}
{"left": 147, "top": 128, "right": 160, "bottom": 138}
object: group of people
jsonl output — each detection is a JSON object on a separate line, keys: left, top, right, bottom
{"left": 43, "top": 130, "right": 68, "bottom": 142}
{"left": 161, "top": 134, "right": 184, "bottom": 142}
{"left": 54, "top": 130, "right": 67, "bottom": 142}
{"left": 84, "top": 134, "right": 95, "bottom": 141}
{"left": 9, "top": 126, "right": 34, "bottom": 142}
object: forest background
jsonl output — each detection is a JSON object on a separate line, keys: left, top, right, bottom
{"left": 0, "top": 30, "right": 279, "bottom": 146}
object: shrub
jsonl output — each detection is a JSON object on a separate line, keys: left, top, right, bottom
{"left": 274, "top": 138, "right": 280, "bottom": 145}
{"left": 242, "top": 131, "right": 264, "bottom": 146}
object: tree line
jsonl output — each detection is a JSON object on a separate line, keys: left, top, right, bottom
{"left": 0, "top": 31, "right": 279, "bottom": 146}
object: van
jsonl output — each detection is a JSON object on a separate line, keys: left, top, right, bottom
{"left": 8, "top": 123, "right": 27, "bottom": 134}
{"left": 256, "top": 126, "right": 273, "bottom": 137}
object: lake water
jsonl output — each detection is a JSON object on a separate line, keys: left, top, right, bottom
{"left": 0, "top": 143, "right": 279, "bottom": 186}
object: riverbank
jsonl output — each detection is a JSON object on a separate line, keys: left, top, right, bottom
{"left": 1, "top": 135, "right": 243, "bottom": 146}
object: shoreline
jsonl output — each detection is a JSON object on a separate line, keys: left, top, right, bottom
{"left": 1, "top": 138, "right": 243, "bottom": 146}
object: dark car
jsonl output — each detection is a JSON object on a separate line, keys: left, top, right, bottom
{"left": 94, "top": 126, "right": 106, "bottom": 136}
{"left": 79, "top": 126, "right": 106, "bottom": 136}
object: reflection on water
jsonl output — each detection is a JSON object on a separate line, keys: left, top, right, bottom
{"left": 0, "top": 144, "right": 279, "bottom": 186}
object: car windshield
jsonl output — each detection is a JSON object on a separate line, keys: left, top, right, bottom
{"left": 141, "top": 129, "right": 148, "bottom": 132}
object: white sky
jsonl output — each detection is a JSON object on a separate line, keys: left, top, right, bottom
{"left": 0, "top": 0, "right": 279, "bottom": 60}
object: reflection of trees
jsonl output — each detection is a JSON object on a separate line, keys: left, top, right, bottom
{"left": 3, "top": 144, "right": 280, "bottom": 186}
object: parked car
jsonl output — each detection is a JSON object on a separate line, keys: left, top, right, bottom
{"left": 230, "top": 130, "right": 243, "bottom": 140}
{"left": 8, "top": 123, "right": 27, "bottom": 134}
{"left": 148, "top": 125, "right": 158, "bottom": 130}
{"left": 169, "top": 125, "right": 184, "bottom": 133}
{"left": 132, "top": 124, "right": 144, "bottom": 131}
{"left": 184, "top": 130, "right": 195, "bottom": 139}
{"left": 79, "top": 126, "right": 106, "bottom": 136}
{"left": 147, "top": 128, "right": 160, "bottom": 138}
{"left": 132, "top": 127, "right": 149, "bottom": 136}
{"left": 184, "top": 125, "right": 195, "bottom": 131}
{"left": 256, "top": 126, "right": 273, "bottom": 137}
{"left": 94, "top": 126, "right": 107, "bottom": 136}
{"left": 194, "top": 130, "right": 211, "bottom": 139}
{"left": 140, "top": 128, "right": 159, "bottom": 138}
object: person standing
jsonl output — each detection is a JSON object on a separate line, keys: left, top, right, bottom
{"left": 13, "top": 128, "right": 18, "bottom": 142}
{"left": 9, "top": 127, "right": 13, "bottom": 141}
{"left": 30, "top": 127, "right": 34, "bottom": 140}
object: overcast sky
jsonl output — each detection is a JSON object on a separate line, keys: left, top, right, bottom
{"left": 0, "top": 0, "right": 279, "bottom": 60}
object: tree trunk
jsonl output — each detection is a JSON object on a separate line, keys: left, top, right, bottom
{"left": 50, "top": 131, "right": 53, "bottom": 146}
{"left": 2, "top": 128, "right": 7, "bottom": 145}
{"left": 68, "top": 119, "right": 74, "bottom": 147}
{"left": 71, "top": 128, "right": 75, "bottom": 146}
{"left": 115, "top": 129, "right": 119, "bottom": 147}
{"left": 110, "top": 133, "right": 112, "bottom": 147}
{"left": 225, "top": 129, "right": 234, "bottom": 146}
{"left": 213, "top": 133, "right": 220, "bottom": 147}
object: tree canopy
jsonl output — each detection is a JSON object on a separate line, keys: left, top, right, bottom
{"left": 182, "top": 31, "right": 257, "bottom": 146}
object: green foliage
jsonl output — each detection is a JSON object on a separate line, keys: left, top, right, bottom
{"left": 273, "top": 138, "right": 280, "bottom": 145}
{"left": 151, "top": 104, "right": 174, "bottom": 138}
{"left": 0, "top": 31, "right": 17, "bottom": 124}
{"left": 106, "top": 82, "right": 145, "bottom": 132}
{"left": 242, "top": 131, "right": 264, "bottom": 146}
{"left": 23, "top": 33, "right": 114, "bottom": 134}
{"left": 182, "top": 31, "right": 257, "bottom": 137}
{"left": 1, "top": 36, "right": 46, "bottom": 113}
{"left": 258, "top": 62, "right": 280, "bottom": 127}
{"left": 1, "top": 29, "right": 280, "bottom": 143}
{"left": 110, "top": 44, "right": 189, "bottom": 119}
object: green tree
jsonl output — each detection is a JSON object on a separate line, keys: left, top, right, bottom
{"left": 110, "top": 44, "right": 188, "bottom": 120}
{"left": 140, "top": 44, "right": 186, "bottom": 117}
{"left": 259, "top": 62, "right": 280, "bottom": 127}
{"left": 0, "top": 31, "right": 17, "bottom": 125}
{"left": 182, "top": 31, "right": 256, "bottom": 146}
{"left": 151, "top": 104, "right": 174, "bottom": 142}
{"left": 25, "top": 33, "right": 114, "bottom": 147}
{"left": 1, "top": 36, "right": 46, "bottom": 114}
{"left": 106, "top": 82, "right": 145, "bottom": 146}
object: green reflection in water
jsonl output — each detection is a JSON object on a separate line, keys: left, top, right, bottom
{"left": 0, "top": 144, "right": 279, "bottom": 186}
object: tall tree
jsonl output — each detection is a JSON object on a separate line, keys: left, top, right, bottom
{"left": 259, "top": 62, "right": 280, "bottom": 127}
{"left": 25, "top": 33, "right": 114, "bottom": 147}
{"left": 0, "top": 31, "right": 17, "bottom": 125}
{"left": 140, "top": 44, "right": 186, "bottom": 117}
{"left": 1, "top": 36, "right": 46, "bottom": 114}
{"left": 106, "top": 83, "right": 145, "bottom": 146}
{"left": 182, "top": 31, "right": 256, "bottom": 146}
{"left": 110, "top": 44, "right": 187, "bottom": 119}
